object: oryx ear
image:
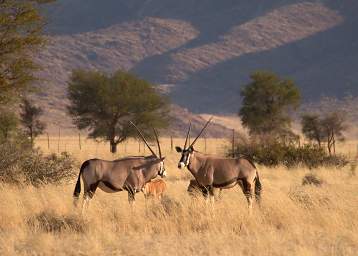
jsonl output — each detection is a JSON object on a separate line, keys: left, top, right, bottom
{"left": 160, "top": 157, "right": 165, "bottom": 161}
{"left": 188, "top": 146, "right": 194, "bottom": 152}
{"left": 175, "top": 146, "right": 182, "bottom": 153}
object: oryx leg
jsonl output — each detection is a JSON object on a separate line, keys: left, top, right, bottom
{"left": 211, "top": 187, "right": 222, "bottom": 201}
{"left": 127, "top": 190, "right": 136, "bottom": 207}
{"left": 82, "top": 181, "right": 99, "bottom": 215}
{"left": 242, "top": 179, "right": 254, "bottom": 212}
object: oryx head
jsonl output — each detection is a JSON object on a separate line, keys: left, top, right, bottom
{"left": 176, "top": 117, "right": 212, "bottom": 169}
{"left": 130, "top": 121, "right": 166, "bottom": 178}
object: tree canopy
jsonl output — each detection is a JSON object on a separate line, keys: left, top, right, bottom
{"left": 67, "top": 69, "right": 169, "bottom": 153}
{"left": 239, "top": 71, "right": 301, "bottom": 138}
{"left": 0, "top": 0, "right": 49, "bottom": 105}
{"left": 19, "top": 98, "right": 46, "bottom": 145}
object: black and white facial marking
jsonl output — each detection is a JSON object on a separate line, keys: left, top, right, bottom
{"left": 158, "top": 159, "right": 167, "bottom": 177}
{"left": 175, "top": 146, "right": 194, "bottom": 169}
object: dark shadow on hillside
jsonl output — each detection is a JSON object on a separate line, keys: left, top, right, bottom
{"left": 169, "top": 15, "right": 358, "bottom": 113}
{"left": 43, "top": 0, "right": 301, "bottom": 40}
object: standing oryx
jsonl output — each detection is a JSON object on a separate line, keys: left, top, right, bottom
{"left": 73, "top": 122, "right": 166, "bottom": 211}
{"left": 176, "top": 118, "right": 261, "bottom": 210}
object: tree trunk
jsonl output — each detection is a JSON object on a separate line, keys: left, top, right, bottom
{"left": 110, "top": 141, "right": 117, "bottom": 153}
{"left": 30, "top": 126, "right": 33, "bottom": 147}
{"left": 333, "top": 135, "right": 336, "bottom": 155}
{"left": 327, "top": 134, "right": 332, "bottom": 156}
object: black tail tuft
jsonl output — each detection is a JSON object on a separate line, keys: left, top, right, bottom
{"left": 255, "top": 171, "right": 262, "bottom": 205}
{"left": 73, "top": 160, "right": 89, "bottom": 198}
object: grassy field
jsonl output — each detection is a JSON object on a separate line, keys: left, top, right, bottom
{"left": 0, "top": 137, "right": 357, "bottom": 255}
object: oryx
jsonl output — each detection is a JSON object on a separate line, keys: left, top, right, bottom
{"left": 176, "top": 118, "right": 262, "bottom": 210}
{"left": 73, "top": 122, "right": 166, "bottom": 211}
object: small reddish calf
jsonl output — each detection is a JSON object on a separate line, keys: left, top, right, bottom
{"left": 142, "top": 179, "right": 167, "bottom": 199}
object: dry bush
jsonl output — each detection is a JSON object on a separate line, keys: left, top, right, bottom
{"left": 302, "top": 173, "right": 325, "bottom": 186}
{"left": 0, "top": 142, "right": 77, "bottom": 186}
{"left": 27, "top": 211, "right": 87, "bottom": 233}
{"left": 232, "top": 142, "right": 349, "bottom": 168}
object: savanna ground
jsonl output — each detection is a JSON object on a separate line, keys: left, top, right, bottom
{"left": 0, "top": 137, "right": 357, "bottom": 255}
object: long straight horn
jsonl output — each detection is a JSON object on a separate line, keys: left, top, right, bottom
{"left": 183, "top": 122, "right": 191, "bottom": 149}
{"left": 153, "top": 128, "right": 162, "bottom": 159}
{"left": 190, "top": 117, "right": 213, "bottom": 148}
{"left": 130, "top": 121, "right": 157, "bottom": 158}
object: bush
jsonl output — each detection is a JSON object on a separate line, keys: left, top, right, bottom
{"left": 231, "top": 141, "right": 349, "bottom": 168}
{"left": 0, "top": 141, "right": 77, "bottom": 186}
{"left": 27, "top": 211, "right": 87, "bottom": 233}
{"left": 302, "top": 173, "right": 325, "bottom": 186}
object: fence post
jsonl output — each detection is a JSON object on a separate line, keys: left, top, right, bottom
{"left": 57, "top": 127, "right": 61, "bottom": 153}
{"left": 232, "top": 129, "right": 235, "bottom": 157}
{"left": 47, "top": 133, "right": 50, "bottom": 149}
{"left": 171, "top": 136, "right": 173, "bottom": 152}
{"left": 78, "top": 133, "right": 82, "bottom": 150}
{"left": 138, "top": 140, "right": 141, "bottom": 153}
{"left": 204, "top": 136, "right": 207, "bottom": 153}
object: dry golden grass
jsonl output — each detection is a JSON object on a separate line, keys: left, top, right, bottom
{"left": 0, "top": 137, "right": 357, "bottom": 255}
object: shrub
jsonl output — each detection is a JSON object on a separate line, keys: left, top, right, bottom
{"left": 302, "top": 173, "right": 325, "bottom": 186}
{"left": 27, "top": 211, "right": 87, "bottom": 233}
{"left": 0, "top": 141, "right": 77, "bottom": 186}
{"left": 231, "top": 141, "right": 349, "bottom": 168}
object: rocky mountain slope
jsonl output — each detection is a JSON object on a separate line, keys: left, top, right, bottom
{"left": 34, "top": 0, "right": 358, "bottom": 134}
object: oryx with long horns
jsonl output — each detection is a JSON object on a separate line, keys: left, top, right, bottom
{"left": 73, "top": 122, "right": 166, "bottom": 211}
{"left": 176, "top": 118, "right": 261, "bottom": 210}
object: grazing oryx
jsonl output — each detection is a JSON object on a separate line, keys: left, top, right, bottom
{"left": 142, "top": 179, "right": 167, "bottom": 199}
{"left": 73, "top": 122, "right": 166, "bottom": 211}
{"left": 176, "top": 118, "right": 261, "bottom": 210}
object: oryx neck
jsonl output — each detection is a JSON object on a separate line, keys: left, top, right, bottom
{"left": 141, "top": 160, "right": 159, "bottom": 182}
{"left": 187, "top": 151, "right": 205, "bottom": 174}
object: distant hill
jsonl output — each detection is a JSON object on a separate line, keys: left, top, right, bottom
{"left": 34, "top": 0, "right": 358, "bottom": 134}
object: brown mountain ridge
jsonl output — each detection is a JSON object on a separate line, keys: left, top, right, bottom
{"left": 34, "top": 0, "right": 358, "bottom": 134}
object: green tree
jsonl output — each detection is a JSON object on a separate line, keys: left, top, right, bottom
{"left": 301, "top": 114, "right": 326, "bottom": 147}
{"left": 0, "top": 110, "right": 18, "bottom": 141}
{"left": 67, "top": 69, "right": 169, "bottom": 153}
{"left": 19, "top": 98, "right": 46, "bottom": 145}
{"left": 321, "top": 112, "right": 346, "bottom": 155}
{"left": 0, "top": 0, "right": 55, "bottom": 105}
{"left": 301, "top": 111, "right": 347, "bottom": 155}
{"left": 239, "top": 71, "right": 301, "bottom": 138}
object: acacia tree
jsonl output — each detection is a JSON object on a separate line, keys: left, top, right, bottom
{"left": 301, "top": 112, "right": 347, "bottom": 155}
{"left": 67, "top": 69, "right": 169, "bottom": 153}
{"left": 239, "top": 71, "right": 301, "bottom": 140}
{"left": 19, "top": 98, "right": 46, "bottom": 145}
{"left": 301, "top": 114, "right": 326, "bottom": 147}
{"left": 0, "top": 0, "right": 55, "bottom": 105}
{"left": 321, "top": 112, "right": 346, "bottom": 155}
{"left": 0, "top": 111, "right": 18, "bottom": 141}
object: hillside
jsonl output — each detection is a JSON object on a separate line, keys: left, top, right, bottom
{"left": 34, "top": 0, "right": 358, "bottom": 133}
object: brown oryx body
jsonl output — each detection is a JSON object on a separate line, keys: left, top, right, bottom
{"left": 176, "top": 118, "right": 261, "bottom": 209}
{"left": 73, "top": 122, "right": 166, "bottom": 210}
{"left": 187, "top": 179, "right": 223, "bottom": 199}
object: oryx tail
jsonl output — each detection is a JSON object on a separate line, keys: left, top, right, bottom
{"left": 254, "top": 171, "right": 262, "bottom": 204}
{"left": 73, "top": 160, "right": 89, "bottom": 198}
